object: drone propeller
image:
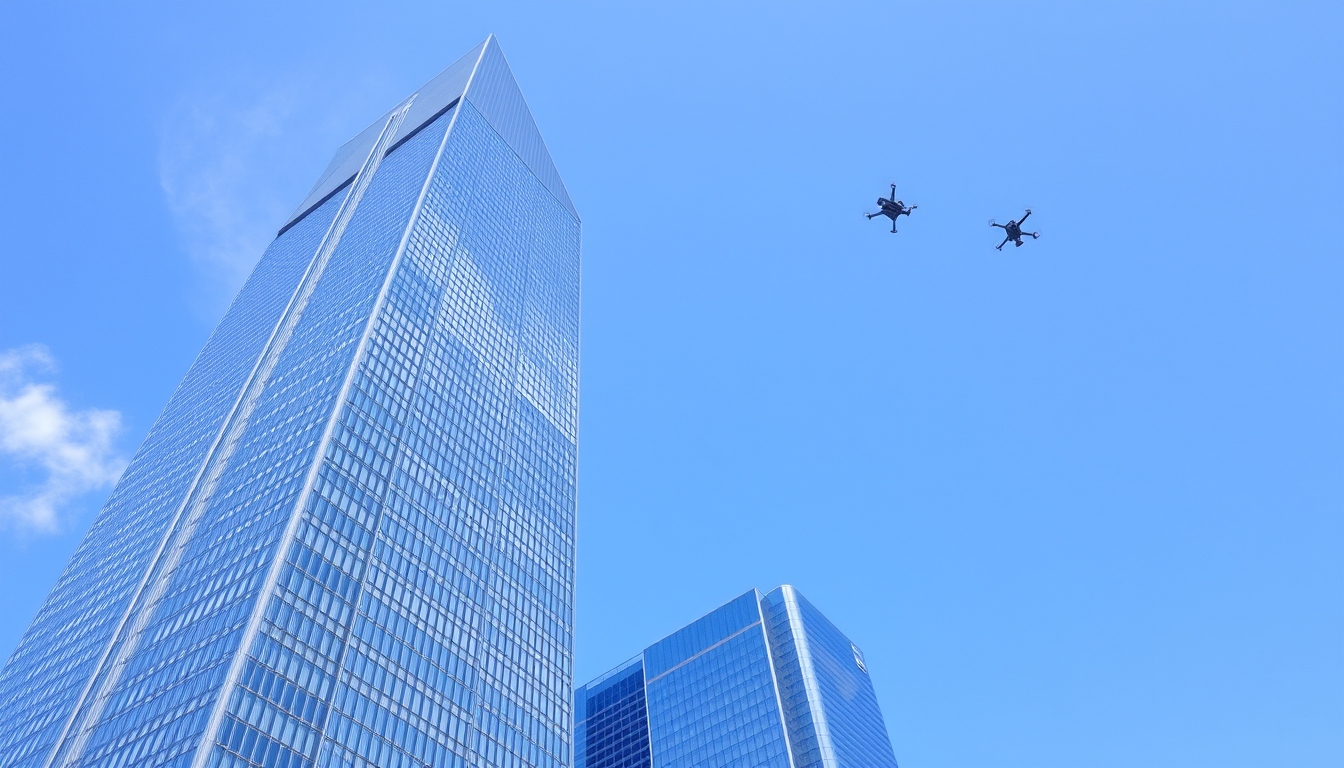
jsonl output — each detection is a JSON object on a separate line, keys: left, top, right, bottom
{"left": 987, "top": 218, "right": 997, "bottom": 226}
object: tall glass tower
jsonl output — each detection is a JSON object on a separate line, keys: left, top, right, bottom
{"left": 0, "top": 36, "right": 579, "bottom": 768}
{"left": 573, "top": 586, "right": 899, "bottom": 768}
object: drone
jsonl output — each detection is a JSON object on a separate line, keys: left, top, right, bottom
{"left": 989, "top": 209, "right": 1040, "bottom": 250}
{"left": 866, "top": 184, "right": 917, "bottom": 233}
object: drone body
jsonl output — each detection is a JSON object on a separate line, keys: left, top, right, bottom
{"left": 866, "top": 184, "right": 917, "bottom": 233}
{"left": 989, "top": 209, "right": 1040, "bottom": 250}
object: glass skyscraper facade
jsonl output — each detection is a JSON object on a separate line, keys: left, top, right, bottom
{"left": 0, "top": 36, "right": 579, "bottom": 768}
{"left": 574, "top": 587, "right": 898, "bottom": 768}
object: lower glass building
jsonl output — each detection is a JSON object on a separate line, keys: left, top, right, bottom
{"left": 573, "top": 586, "right": 898, "bottom": 768}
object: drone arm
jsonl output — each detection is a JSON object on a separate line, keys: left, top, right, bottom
{"left": 1018, "top": 209, "right": 1032, "bottom": 225}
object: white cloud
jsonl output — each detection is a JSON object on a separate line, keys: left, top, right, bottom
{"left": 158, "top": 87, "right": 300, "bottom": 307}
{"left": 0, "top": 346, "right": 126, "bottom": 533}
{"left": 156, "top": 71, "right": 391, "bottom": 315}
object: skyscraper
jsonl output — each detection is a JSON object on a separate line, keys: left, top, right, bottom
{"left": 0, "top": 36, "right": 579, "bottom": 768}
{"left": 574, "top": 586, "right": 899, "bottom": 768}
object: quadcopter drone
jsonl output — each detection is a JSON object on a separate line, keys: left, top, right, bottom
{"left": 866, "top": 184, "right": 917, "bottom": 233}
{"left": 989, "top": 209, "right": 1039, "bottom": 250}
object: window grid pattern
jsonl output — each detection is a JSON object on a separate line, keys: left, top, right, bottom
{"left": 64, "top": 104, "right": 447, "bottom": 768}
{"left": 211, "top": 109, "right": 466, "bottom": 768}
{"left": 0, "top": 187, "right": 348, "bottom": 768}
{"left": 573, "top": 662, "right": 650, "bottom": 768}
{"left": 760, "top": 589, "right": 822, "bottom": 768}
{"left": 643, "top": 592, "right": 791, "bottom": 768}
{"left": 0, "top": 47, "right": 578, "bottom": 768}
{"left": 462, "top": 42, "right": 576, "bottom": 220}
{"left": 643, "top": 592, "right": 762, "bottom": 681}
{"left": 307, "top": 100, "right": 577, "bottom": 768}
{"left": 576, "top": 588, "right": 900, "bottom": 768}
{"left": 787, "top": 591, "right": 898, "bottom": 768}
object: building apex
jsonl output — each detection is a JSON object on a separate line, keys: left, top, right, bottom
{"left": 283, "top": 35, "right": 575, "bottom": 233}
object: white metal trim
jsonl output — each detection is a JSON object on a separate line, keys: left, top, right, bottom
{"left": 757, "top": 591, "right": 799, "bottom": 768}
{"left": 299, "top": 38, "right": 491, "bottom": 764}
{"left": 185, "top": 96, "right": 417, "bottom": 768}
{"left": 785, "top": 586, "right": 838, "bottom": 768}
{"left": 40, "top": 100, "right": 398, "bottom": 768}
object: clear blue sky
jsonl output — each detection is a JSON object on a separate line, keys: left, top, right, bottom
{"left": 0, "top": 2, "right": 1340, "bottom": 765}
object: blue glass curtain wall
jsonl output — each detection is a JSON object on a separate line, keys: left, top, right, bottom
{"left": 0, "top": 36, "right": 578, "bottom": 768}
{"left": 573, "top": 588, "right": 899, "bottom": 768}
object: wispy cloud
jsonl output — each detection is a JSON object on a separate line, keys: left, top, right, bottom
{"left": 158, "top": 87, "right": 301, "bottom": 310}
{"left": 0, "top": 346, "right": 126, "bottom": 533}
{"left": 157, "top": 71, "right": 390, "bottom": 315}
